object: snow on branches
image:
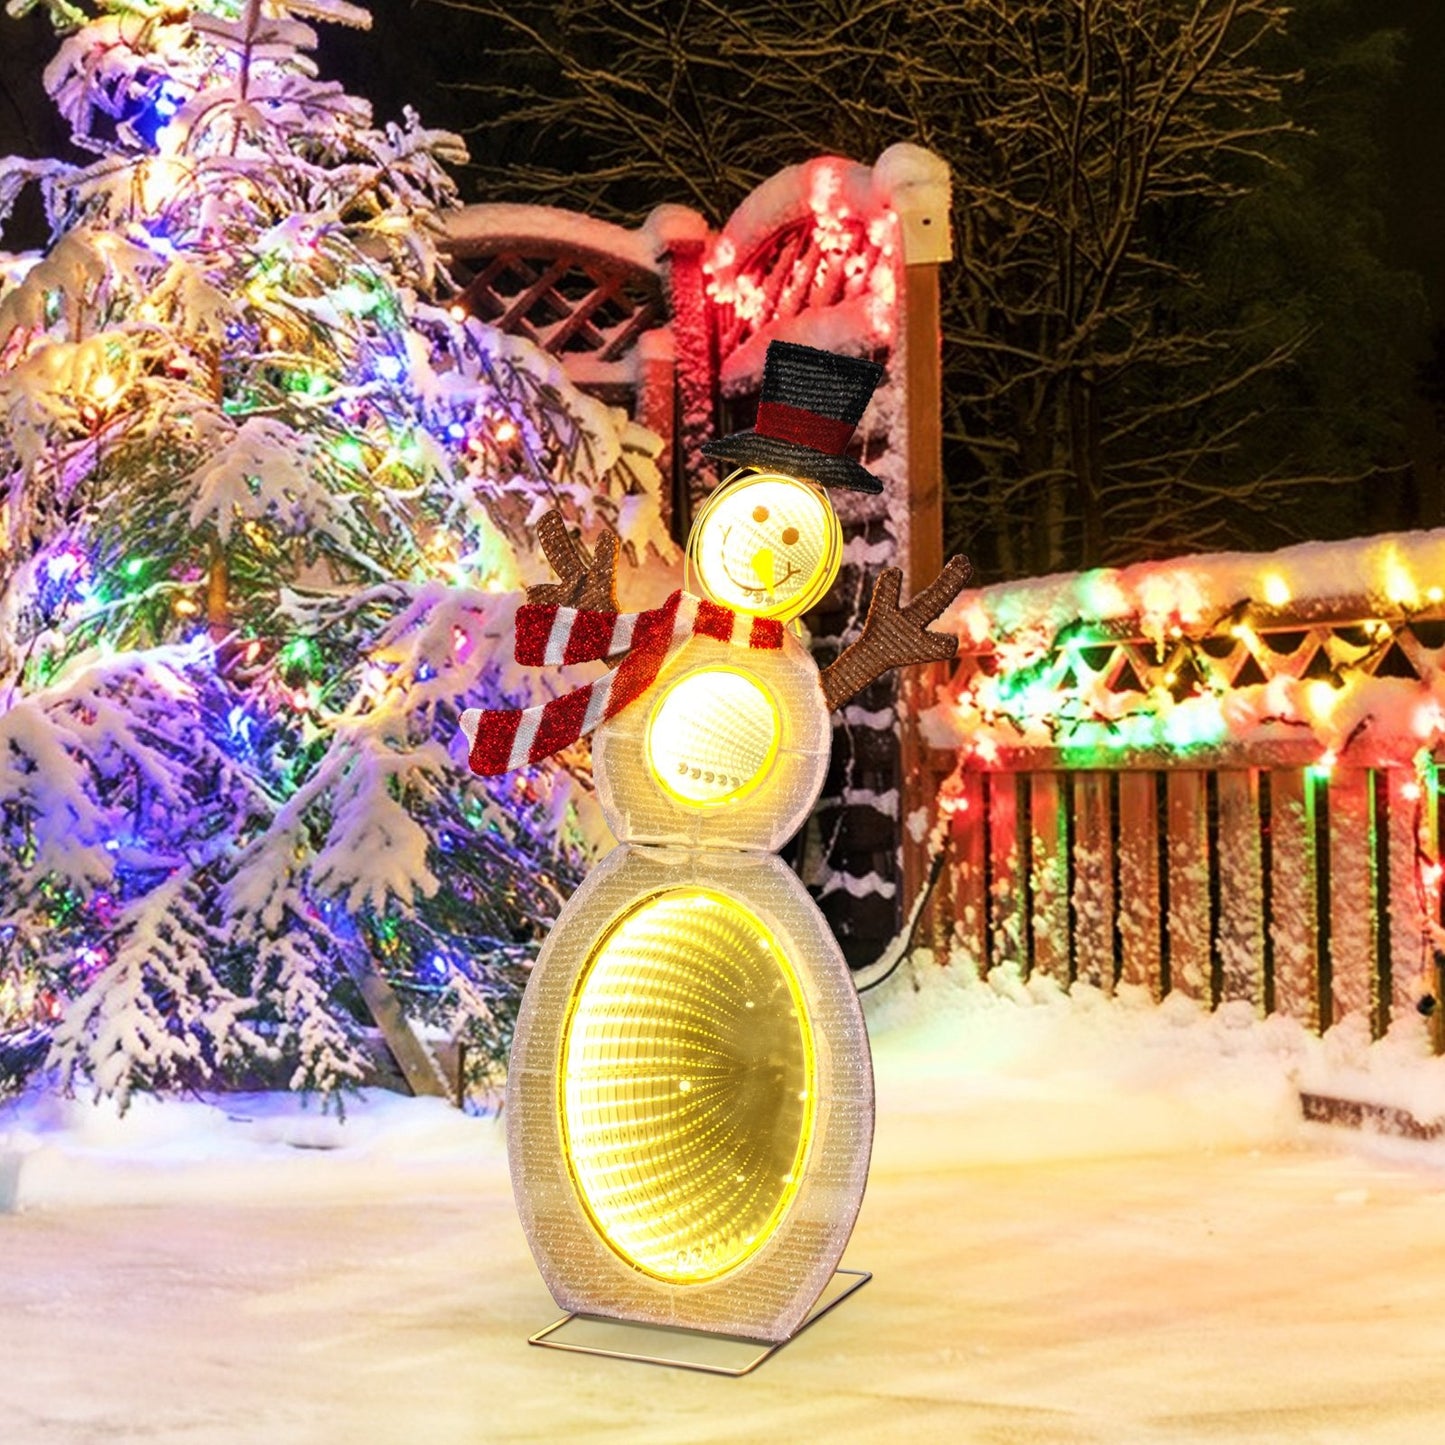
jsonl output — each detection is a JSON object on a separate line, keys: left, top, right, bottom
{"left": 0, "top": 0, "right": 673, "bottom": 1106}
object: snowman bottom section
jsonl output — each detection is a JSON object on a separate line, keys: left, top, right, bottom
{"left": 506, "top": 843, "right": 875, "bottom": 1344}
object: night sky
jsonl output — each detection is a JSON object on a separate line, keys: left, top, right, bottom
{"left": 2, "top": 0, "right": 1441, "bottom": 312}
{"left": 315, "top": 0, "right": 1445, "bottom": 322}
{"left": 1, "top": 0, "right": 1443, "bottom": 453}
{"left": 1383, "top": 0, "right": 1445, "bottom": 318}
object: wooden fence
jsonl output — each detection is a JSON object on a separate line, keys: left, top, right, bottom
{"left": 930, "top": 539, "right": 1445, "bottom": 1043}
{"left": 937, "top": 763, "right": 1442, "bottom": 1036}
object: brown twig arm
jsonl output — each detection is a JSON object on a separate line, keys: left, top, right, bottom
{"left": 820, "top": 555, "right": 972, "bottom": 712}
{"left": 525, "top": 510, "right": 620, "bottom": 611}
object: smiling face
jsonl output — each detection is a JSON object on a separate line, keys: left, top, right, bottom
{"left": 687, "top": 470, "right": 842, "bottom": 622}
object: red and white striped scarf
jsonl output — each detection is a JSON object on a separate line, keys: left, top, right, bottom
{"left": 462, "top": 590, "right": 785, "bottom": 776}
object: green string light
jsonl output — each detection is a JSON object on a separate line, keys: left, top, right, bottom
{"left": 280, "top": 637, "right": 318, "bottom": 670}
{"left": 334, "top": 437, "right": 365, "bottom": 469}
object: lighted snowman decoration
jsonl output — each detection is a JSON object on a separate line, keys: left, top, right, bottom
{"left": 460, "top": 341, "right": 969, "bottom": 1344}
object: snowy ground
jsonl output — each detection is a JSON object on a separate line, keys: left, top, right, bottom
{"left": 6, "top": 965, "right": 1445, "bottom": 1444}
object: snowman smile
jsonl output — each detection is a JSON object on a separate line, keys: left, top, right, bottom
{"left": 719, "top": 524, "right": 800, "bottom": 595}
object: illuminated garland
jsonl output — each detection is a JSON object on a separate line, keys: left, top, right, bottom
{"left": 703, "top": 160, "right": 901, "bottom": 349}
{"left": 936, "top": 535, "right": 1445, "bottom": 777}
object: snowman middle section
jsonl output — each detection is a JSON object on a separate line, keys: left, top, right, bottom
{"left": 593, "top": 627, "right": 832, "bottom": 852}
{"left": 505, "top": 628, "right": 877, "bottom": 1343}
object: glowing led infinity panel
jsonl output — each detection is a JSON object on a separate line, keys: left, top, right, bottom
{"left": 645, "top": 667, "right": 781, "bottom": 806}
{"left": 560, "top": 887, "right": 816, "bottom": 1283}
{"left": 508, "top": 846, "right": 874, "bottom": 1342}
{"left": 687, "top": 471, "right": 842, "bottom": 623}
{"left": 594, "top": 635, "right": 833, "bottom": 852}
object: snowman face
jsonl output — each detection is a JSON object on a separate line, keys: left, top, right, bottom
{"left": 687, "top": 470, "right": 842, "bottom": 623}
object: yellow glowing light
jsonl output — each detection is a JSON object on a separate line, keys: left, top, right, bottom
{"left": 961, "top": 603, "right": 991, "bottom": 645}
{"left": 266, "top": 325, "right": 284, "bottom": 346}
{"left": 1430, "top": 587, "right": 1444, "bottom": 605}
{"left": 1307, "top": 679, "right": 1339, "bottom": 720}
{"left": 136, "top": 157, "right": 186, "bottom": 215}
{"left": 645, "top": 666, "right": 781, "bottom": 806}
{"left": 687, "top": 471, "right": 842, "bottom": 622}
{"left": 1262, "top": 574, "right": 1291, "bottom": 608}
{"left": 559, "top": 887, "right": 816, "bottom": 1284}
{"left": 1384, "top": 552, "right": 1419, "bottom": 608}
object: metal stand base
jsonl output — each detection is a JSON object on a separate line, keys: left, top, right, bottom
{"left": 528, "top": 1268, "right": 871, "bottom": 1377}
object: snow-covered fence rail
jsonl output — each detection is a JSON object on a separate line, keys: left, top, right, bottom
{"left": 439, "top": 148, "right": 953, "bottom": 968}
{"left": 928, "top": 531, "right": 1445, "bottom": 1043}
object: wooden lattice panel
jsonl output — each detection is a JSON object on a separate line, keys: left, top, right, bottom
{"left": 451, "top": 249, "right": 666, "bottom": 374}
{"left": 948, "top": 609, "right": 1445, "bottom": 772}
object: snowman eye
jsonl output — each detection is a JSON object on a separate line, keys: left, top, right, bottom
{"left": 781, "top": 527, "right": 799, "bottom": 546}
{"left": 752, "top": 505, "right": 769, "bottom": 523}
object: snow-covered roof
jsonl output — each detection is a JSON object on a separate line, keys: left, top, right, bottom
{"left": 928, "top": 528, "right": 1445, "bottom": 769}
{"left": 439, "top": 204, "right": 661, "bottom": 274}
{"left": 944, "top": 527, "right": 1445, "bottom": 647}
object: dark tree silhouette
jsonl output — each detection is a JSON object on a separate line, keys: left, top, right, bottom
{"left": 436, "top": 0, "right": 1428, "bottom": 575}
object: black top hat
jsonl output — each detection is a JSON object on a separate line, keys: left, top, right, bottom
{"left": 701, "top": 341, "right": 885, "bottom": 495}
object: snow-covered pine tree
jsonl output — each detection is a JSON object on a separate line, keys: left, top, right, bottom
{"left": 0, "top": 0, "right": 670, "bottom": 1108}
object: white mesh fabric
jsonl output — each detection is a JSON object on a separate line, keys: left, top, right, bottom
{"left": 506, "top": 845, "right": 874, "bottom": 1344}
{"left": 593, "top": 632, "right": 831, "bottom": 852}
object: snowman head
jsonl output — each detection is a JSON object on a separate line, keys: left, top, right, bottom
{"left": 687, "top": 468, "right": 842, "bottom": 623}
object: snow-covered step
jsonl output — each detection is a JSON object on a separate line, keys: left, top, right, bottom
{"left": 1300, "top": 1091, "right": 1445, "bottom": 1141}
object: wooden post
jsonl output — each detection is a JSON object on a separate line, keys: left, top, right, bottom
{"left": 903, "top": 260, "right": 945, "bottom": 597}
{"left": 339, "top": 954, "right": 449, "bottom": 1100}
{"left": 1216, "top": 769, "right": 1264, "bottom": 1012}
{"left": 1430, "top": 764, "right": 1445, "bottom": 1056}
{"left": 1029, "top": 772, "right": 1071, "bottom": 983}
{"left": 895, "top": 147, "right": 951, "bottom": 949}
{"left": 1117, "top": 771, "right": 1163, "bottom": 998}
{"left": 949, "top": 769, "right": 988, "bottom": 975}
{"left": 1166, "top": 771, "right": 1212, "bottom": 1002}
{"left": 988, "top": 772, "right": 1026, "bottom": 973}
{"left": 897, "top": 265, "right": 945, "bottom": 944}
{"left": 1072, "top": 772, "right": 1116, "bottom": 991}
{"left": 651, "top": 210, "right": 713, "bottom": 534}
{"left": 1387, "top": 767, "right": 1439, "bottom": 1031}
{"left": 1327, "top": 767, "right": 1378, "bottom": 1029}
{"left": 1269, "top": 769, "right": 1320, "bottom": 1029}
{"left": 634, "top": 329, "right": 677, "bottom": 536}
{"left": 921, "top": 746, "right": 960, "bottom": 953}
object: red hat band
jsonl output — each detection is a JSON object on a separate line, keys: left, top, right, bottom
{"left": 754, "top": 400, "right": 855, "bottom": 457}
